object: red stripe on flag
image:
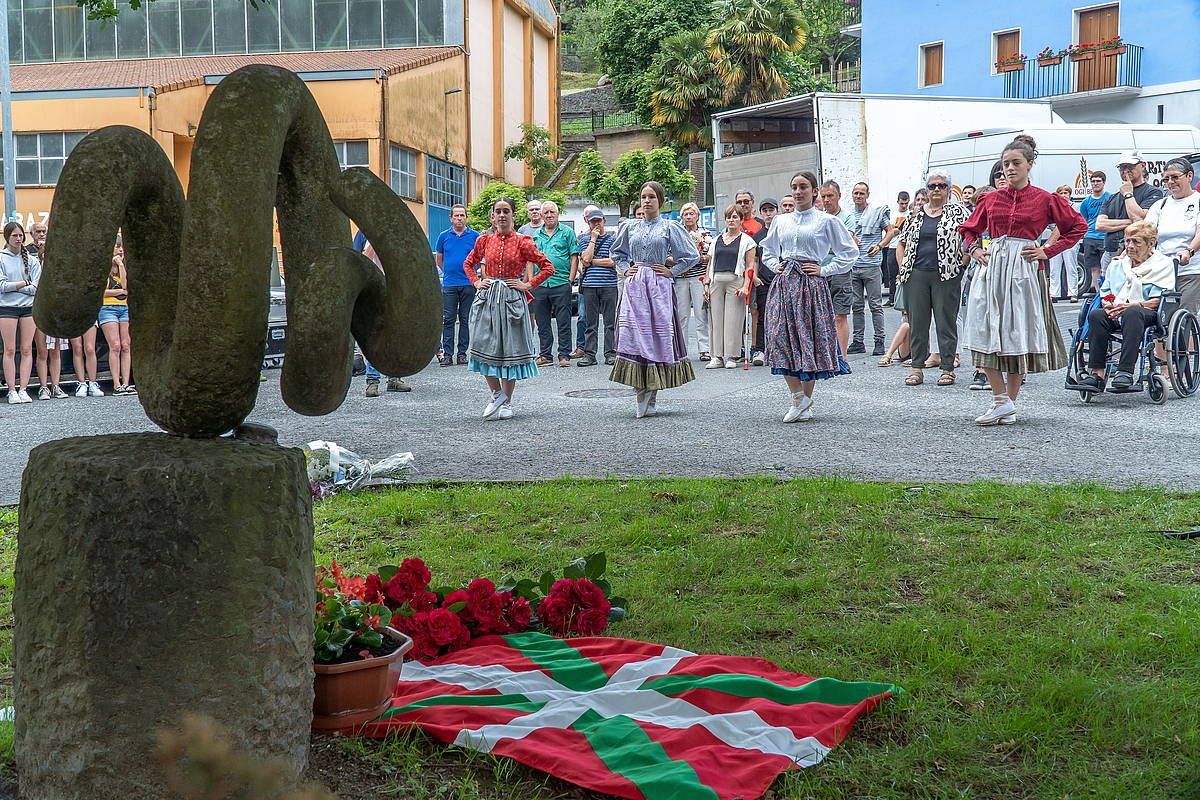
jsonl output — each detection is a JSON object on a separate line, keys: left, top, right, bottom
{"left": 557, "top": 636, "right": 671, "bottom": 679}
{"left": 635, "top": 719, "right": 796, "bottom": 800}
{"left": 489, "top": 725, "right": 648, "bottom": 800}
{"left": 366, "top": 702, "right": 536, "bottom": 741}
{"left": 385, "top": 679, "right": 506, "bottom": 706}
{"left": 424, "top": 635, "right": 550, "bottom": 674}
{"left": 668, "top": 655, "right": 827, "bottom": 687}
{"left": 656, "top": 687, "right": 893, "bottom": 750}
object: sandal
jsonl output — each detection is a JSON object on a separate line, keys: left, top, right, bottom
{"left": 699, "top": 352, "right": 711, "bottom": 362}
{"left": 904, "top": 370, "right": 924, "bottom": 386}
{"left": 937, "top": 371, "right": 955, "bottom": 386}
{"left": 877, "top": 355, "right": 895, "bottom": 367}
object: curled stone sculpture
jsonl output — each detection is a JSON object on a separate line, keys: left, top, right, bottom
{"left": 15, "top": 65, "right": 441, "bottom": 799}
{"left": 35, "top": 63, "right": 441, "bottom": 437}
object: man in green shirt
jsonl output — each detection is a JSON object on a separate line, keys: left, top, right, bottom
{"left": 532, "top": 201, "right": 580, "bottom": 366}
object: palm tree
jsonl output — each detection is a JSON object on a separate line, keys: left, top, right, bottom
{"left": 707, "top": 0, "right": 808, "bottom": 106}
{"left": 647, "top": 31, "right": 722, "bottom": 149}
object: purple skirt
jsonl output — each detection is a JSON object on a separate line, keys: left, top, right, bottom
{"left": 609, "top": 264, "right": 695, "bottom": 390}
{"left": 765, "top": 262, "right": 850, "bottom": 381}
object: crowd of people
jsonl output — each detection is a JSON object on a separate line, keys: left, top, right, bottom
{"left": 5, "top": 141, "right": 1196, "bottom": 428}
{"left": 0, "top": 220, "right": 124, "bottom": 404}
{"left": 428, "top": 139, "right": 1198, "bottom": 425}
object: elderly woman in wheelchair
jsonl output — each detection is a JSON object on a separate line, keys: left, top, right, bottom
{"left": 1078, "top": 221, "right": 1176, "bottom": 392}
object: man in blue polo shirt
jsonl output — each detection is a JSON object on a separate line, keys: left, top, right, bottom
{"left": 435, "top": 204, "right": 480, "bottom": 366}
{"left": 573, "top": 205, "right": 619, "bottom": 366}
{"left": 532, "top": 201, "right": 580, "bottom": 367}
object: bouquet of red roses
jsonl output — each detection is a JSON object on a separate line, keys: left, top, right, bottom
{"left": 326, "top": 554, "right": 625, "bottom": 662}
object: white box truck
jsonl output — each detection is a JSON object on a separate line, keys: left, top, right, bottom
{"left": 925, "top": 124, "right": 1200, "bottom": 200}
{"left": 711, "top": 93, "right": 1059, "bottom": 210}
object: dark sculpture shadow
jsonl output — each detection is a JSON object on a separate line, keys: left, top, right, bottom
{"left": 35, "top": 63, "right": 441, "bottom": 437}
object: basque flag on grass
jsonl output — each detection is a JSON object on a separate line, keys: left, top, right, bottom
{"left": 363, "top": 632, "right": 900, "bottom": 800}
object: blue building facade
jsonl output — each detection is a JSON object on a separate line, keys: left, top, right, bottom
{"left": 860, "top": 0, "right": 1200, "bottom": 124}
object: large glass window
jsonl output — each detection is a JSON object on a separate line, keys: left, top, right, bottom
{"left": 22, "top": 0, "right": 53, "bottom": 63}
{"left": 313, "top": 0, "right": 348, "bottom": 50}
{"left": 117, "top": 9, "right": 150, "bottom": 59}
{"left": 334, "top": 140, "right": 370, "bottom": 170}
{"left": 7, "top": 5, "right": 22, "bottom": 64}
{"left": 383, "top": 0, "right": 416, "bottom": 47}
{"left": 2, "top": 132, "right": 88, "bottom": 187}
{"left": 348, "top": 0, "right": 382, "bottom": 49}
{"left": 280, "top": 0, "right": 314, "bottom": 51}
{"left": 85, "top": 17, "right": 117, "bottom": 59}
{"left": 214, "top": 0, "right": 247, "bottom": 53}
{"left": 425, "top": 156, "right": 463, "bottom": 208}
{"left": 417, "top": 0, "right": 443, "bottom": 46}
{"left": 247, "top": 1, "right": 281, "bottom": 52}
{"left": 389, "top": 144, "right": 418, "bottom": 200}
{"left": 181, "top": 0, "right": 214, "bottom": 55}
{"left": 54, "top": 3, "right": 86, "bottom": 62}
{"left": 149, "top": 0, "right": 182, "bottom": 57}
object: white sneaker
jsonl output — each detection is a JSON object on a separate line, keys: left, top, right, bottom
{"left": 644, "top": 391, "right": 658, "bottom": 417}
{"left": 783, "top": 392, "right": 814, "bottom": 423}
{"left": 752, "top": 351, "right": 765, "bottom": 366}
{"left": 724, "top": 359, "right": 739, "bottom": 369}
{"left": 75, "top": 381, "right": 88, "bottom": 397}
{"left": 87, "top": 381, "right": 105, "bottom": 397}
{"left": 496, "top": 404, "right": 513, "bottom": 420}
{"left": 17, "top": 389, "right": 32, "bottom": 403}
{"left": 6, "top": 391, "right": 17, "bottom": 404}
{"left": 483, "top": 391, "right": 507, "bottom": 418}
{"left": 635, "top": 390, "right": 653, "bottom": 418}
{"left": 975, "top": 396, "right": 1016, "bottom": 426}
{"left": 999, "top": 413, "right": 1017, "bottom": 425}
{"left": 705, "top": 358, "right": 724, "bottom": 370}
{"left": 51, "top": 385, "right": 68, "bottom": 399}
{"left": 38, "top": 386, "right": 51, "bottom": 401}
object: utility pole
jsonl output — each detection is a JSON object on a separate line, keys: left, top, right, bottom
{"left": 0, "top": 0, "right": 16, "bottom": 223}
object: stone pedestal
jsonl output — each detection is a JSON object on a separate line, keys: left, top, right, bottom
{"left": 14, "top": 433, "right": 315, "bottom": 799}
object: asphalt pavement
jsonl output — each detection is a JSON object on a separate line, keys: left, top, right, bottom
{"left": 2, "top": 303, "right": 1198, "bottom": 504}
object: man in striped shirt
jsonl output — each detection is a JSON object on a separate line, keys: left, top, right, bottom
{"left": 573, "top": 206, "right": 619, "bottom": 366}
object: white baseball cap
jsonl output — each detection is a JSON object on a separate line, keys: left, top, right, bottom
{"left": 1116, "top": 150, "right": 1143, "bottom": 166}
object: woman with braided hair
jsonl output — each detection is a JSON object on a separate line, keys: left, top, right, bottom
{"left": 0, "top": 221, "right": 41, "bottom": 403}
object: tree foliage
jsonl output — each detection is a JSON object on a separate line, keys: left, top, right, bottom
{"left": 706, "top": 0, "right": 808, "bottom": 105}
{"left": 502, "top": 123, "right": 559, "bottom": 184}
{"left": 646, "top": 31, "right": 723, "bottom": 150}
{"left": 796, "top": 0, "right": 861, "bottom": 71}
{"left": 596, "top": 0, "right": 716, "bottom": 108}
{"left": 466, "top": 183, "right": 565, "bottom": 232}
{"left": 577, "top": 148, "right": 694, "bottom": 216}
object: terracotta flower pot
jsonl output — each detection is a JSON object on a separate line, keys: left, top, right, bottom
{"left": 1070, "top": 50, "right": 1095, "bottom": 61}
{"left": 312, "top": 627, "right": 413, "bottom": 733}
{"left": 996, "top": 62, "right": 1023, "bottom": 73}
{"left": 1037, "top": 57, "right": 1063, "bottom": 67}
{"left": 1102, "top": 45, "right": 1126, "bottom": 56}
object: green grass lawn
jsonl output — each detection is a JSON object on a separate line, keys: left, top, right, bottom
{"left": 2, "top": 478, "right": 1200, "bottom": 798}
{"left": 561, "top": 71, "right": 603, "bottom": 93}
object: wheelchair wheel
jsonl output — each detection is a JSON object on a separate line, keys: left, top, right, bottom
{"left": 1149, "top": 373, "right": 1168, "bottom": 404}
{"left": 1080, "top": 390, "right": 1095, "bottom": 404}
{"left": 1167, "top": 309, "right": 1200, "bottom": 398}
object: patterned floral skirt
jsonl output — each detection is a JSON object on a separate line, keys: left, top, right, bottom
{"left": 765, "top": 262, "right": 850, "bottom": 381}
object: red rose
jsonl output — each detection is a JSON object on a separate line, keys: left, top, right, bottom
{"left": 504, "top": 596, "right": 533, "bottom": 633}
{"left": 442, "top": 590, "right": 470, "bottom": 613}
{"left": 541, "top": 578, "right": 611, "bottom": 636}
{"left": 539, "top": 594, "right": 571, "bottom": 635}
{"left": 399, "top": 558, "right": 432, "bottom": 590}
{"left": 467, "top": 583, "right": 505, "bottom": 631}
{"left": 409, "top": 590, "right": 439, "bottom": 612}
{"left": 364, "top": 574, "right": 385, "bottom": 603}
{"left": 576, "top": 607, "right": 609, "bottom": 636}
{"left": 395, "top": 610, "right": 439, "bottom": 661}
{"left": 427, "top": 608, "right": 465, "bottom": 647}
{"left": 383, "top": 558, "right": 433, "bottom": 606}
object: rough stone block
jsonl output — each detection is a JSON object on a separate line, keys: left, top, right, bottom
{"left": 14, "top": 433, "right": 315, "bottom": 799}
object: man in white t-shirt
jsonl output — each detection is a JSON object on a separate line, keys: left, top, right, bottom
{"left": 1146, "top": 158, "right": 1200, "bottom": 312}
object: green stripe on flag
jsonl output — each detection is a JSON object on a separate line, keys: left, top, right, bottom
{"left": 572, "top": 709, "right": 721, "bottom": 800}
{"left": 641, "top": 674, "right": 900, "bottom": 707}
{"left": 379, "top": 693, "right": 546, "bottom": 719}
{"left": 503, "top": 632, "right": 611, "bottom": 692}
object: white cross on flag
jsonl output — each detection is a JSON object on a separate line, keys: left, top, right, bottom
{"left": 363, "top": 632, "right": 899, "bottom": 800}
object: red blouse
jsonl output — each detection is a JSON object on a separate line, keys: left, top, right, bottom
{"left": 960, "top": 184, "right": 1087, "bottom": 259}
{"left": 461, "top": 231, "right": 555, "bottom": 298}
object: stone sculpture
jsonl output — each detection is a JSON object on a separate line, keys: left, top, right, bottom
{"left": 12, "top": 64, "right": 440, "bottom": 799}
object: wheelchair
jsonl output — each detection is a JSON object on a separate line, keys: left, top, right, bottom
{"left": 1064, "top": 281, "right": 1200, "bottom": 404}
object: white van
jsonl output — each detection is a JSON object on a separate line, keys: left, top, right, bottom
{"left": 926, "top": 125, "right": 1200, "bottom": 200}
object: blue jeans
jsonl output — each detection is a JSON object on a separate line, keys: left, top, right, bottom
{"left": 575, "top": 291, "right": 586, "bottom": 346}
{"left": 442, "top": 285, "right": 475, "bottom": 356}
{"left": 364, "top": 358, "right": 382, "bottom": 381}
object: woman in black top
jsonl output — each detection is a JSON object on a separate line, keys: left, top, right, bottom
{"left": 703, "top": 206, "right": 757, "bottom": 369}
{"left": 894, "top": 169, "right": 969, "bottom": 387}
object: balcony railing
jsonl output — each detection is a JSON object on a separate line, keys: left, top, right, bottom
{"left": 561, "top": 107, "right": 642, "bottom": 136}
{"left": 840, "top": 1, "right": 861, "bottom": 28}
{"left": 1000, "top": 44, "right": 1143, "bottom": 100}
{"left": 817, "top": 61, "right": 861, "bottom": 93}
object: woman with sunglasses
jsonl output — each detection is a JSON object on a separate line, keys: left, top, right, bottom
{"left": 894, "top": 169, "right": 969, "bottom": 387}
{"left": 1145, "top": 158, "right": 1200, "bottom": 314}
{"left": 960, "top": 136, "right": 1086, "bottom": 425}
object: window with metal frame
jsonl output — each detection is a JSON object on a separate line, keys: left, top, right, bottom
{"left": 334, "top": 140, "right": 371, "bottom": 170}
{"left": 0, "top": 132, "right": 89, "bottom": 187}
{"left": 425, "top": 156, "right": 464, "bottom": 208}
{"left": 390, "top": 145, "right": 419, "bottom": 200}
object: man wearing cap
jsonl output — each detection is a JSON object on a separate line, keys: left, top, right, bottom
{"left": 573, "top": 206, "right": 619, "bottom": 366}
{"left": 1096, "top": 151, "right": 1164, "bottom": 271}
